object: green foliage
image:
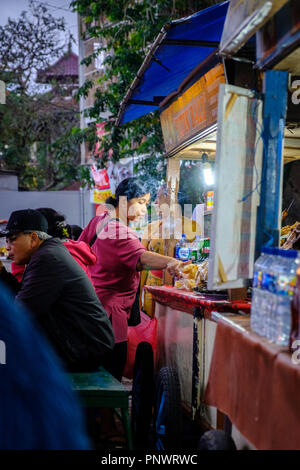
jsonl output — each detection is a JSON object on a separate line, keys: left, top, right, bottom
{"left": 0, "top": 1, "right": 83, "bottom": 190}
{"left": 71, "top": 0, "right": 218, "bottom": 192}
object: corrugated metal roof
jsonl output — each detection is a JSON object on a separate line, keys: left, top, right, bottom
{"left": 37, "top": 51, "right": 78, "bottom": 82}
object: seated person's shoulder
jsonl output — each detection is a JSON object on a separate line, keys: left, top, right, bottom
{"left": 30, "top": 239, "right": 69, "bottom": 270}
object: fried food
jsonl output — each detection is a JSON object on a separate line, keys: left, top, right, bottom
{"left": 281, "top": 222, "right": 299, "bottom": 236}
{"left": 182, "top": 263, "right": 198, "bottom": 278}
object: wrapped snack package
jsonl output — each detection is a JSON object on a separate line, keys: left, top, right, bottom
{"left": 195, "top": 260, "right": 209, "bottom": 286}
{"left": 175, "top": 278, "right": 196, "bottom": 291}
{"left": 175, "top": 260, "right": 209, "bottom": 291}
{"left": 182, "top": 263, "right": 198, "bottom": 279}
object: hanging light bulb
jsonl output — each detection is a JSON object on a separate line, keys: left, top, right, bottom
{"left": 203, "top": 162, "right": 214, "bottom": 185}
{"left": 201, "top": 153, "right": 214, "bottom": 186}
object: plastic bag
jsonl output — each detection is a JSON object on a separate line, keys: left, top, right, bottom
{"left": 123, "top": 311, "right": 157, "bottom": 379}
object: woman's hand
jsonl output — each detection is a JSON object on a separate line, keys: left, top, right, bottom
{"left": 166, "top": 259, "right": 192, "bottom": 278}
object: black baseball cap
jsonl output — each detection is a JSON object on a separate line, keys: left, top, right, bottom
{"left": 0, "top": 209, "right": 48, "bottom": 237}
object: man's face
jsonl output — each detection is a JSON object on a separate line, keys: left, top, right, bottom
{"left": 6, "top": 232, "right": 37, "bottom": 265}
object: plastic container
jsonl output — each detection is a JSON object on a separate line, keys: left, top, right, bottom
{"left": 257, "top": 247, "right": 277, "bottom": 337}
{"left": 272, "top": 250, "right": 298, "bottom": 346}
{"left": 175, "top": 234, "right": 190, "bottom": 261}
{"left": 251, "top": 248, "right": 267, "bottom": 334}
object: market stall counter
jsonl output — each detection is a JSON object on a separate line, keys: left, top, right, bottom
{"left": 204, "top": 315, "right": 300, "bottom": 450}
{"left": 144, "top": 285, "right": 251, "bottom": 439}
{"left": 145, "top": 285, "right": 251, "bottom": 317}
{"left": 147, "top": 285, "right": 300, "bottom": 449}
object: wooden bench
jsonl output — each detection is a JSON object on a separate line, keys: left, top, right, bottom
{"left": 70, "top": 367, "right": 133, "bottom": 449}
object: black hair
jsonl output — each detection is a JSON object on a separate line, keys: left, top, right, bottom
{"left": 105, "top": 177, "right": 149, "bottom": 208}
{"left": 69, "top": 224, "right": 83, "bottom": 241}
{"left": 36, "top": 208, "right": 69, "bottom": 239}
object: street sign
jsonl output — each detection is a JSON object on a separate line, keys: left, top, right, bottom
{"left": 220, "top": 0, "right": 289, "bottom": 56}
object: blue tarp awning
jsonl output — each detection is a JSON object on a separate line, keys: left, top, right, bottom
{"left": 117, "top": 1, "right": 229, "bottom": 126}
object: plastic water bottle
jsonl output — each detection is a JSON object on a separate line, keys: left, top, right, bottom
{"left": 264, "top": 248, "right": 282, "bottom": 340}
{"left": 257, "top": 247, "right": 277, "bottom": 337}
{"left": 175, "top": 234, "right": 190, "bottom": 261}
{"left": 251, "top": 248, "right": 267, "bottom": 334}
{"left": 272, "top": 250, "right": 299, "bottom": 346}
{"left": 189, "top": 236, "right": 200, "bottom": 263}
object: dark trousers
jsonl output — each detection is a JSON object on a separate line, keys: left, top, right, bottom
{"left": 104, "top": 341, "right": 127, "bottom": 382}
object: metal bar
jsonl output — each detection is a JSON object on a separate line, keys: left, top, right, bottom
{"left": 255, "top": 70, "right": 289, "bottom": 255}
{"left": 163, "top": 39, "right": 219, "bottom": 47}
{"left": 116, "top": 23, "right": 171, "bottom": 126}
{"left": 127, "top": 99, "right": 160, "bottom": 106}
{"left": 159, "top": 51, "right": 219, "bottom": 109}
{"left": 192, "top": 307, "right": 203, "bottom": 421}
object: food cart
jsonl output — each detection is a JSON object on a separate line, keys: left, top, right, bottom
{"left": 118, "top": 0, "right": 300, "bottom": 450}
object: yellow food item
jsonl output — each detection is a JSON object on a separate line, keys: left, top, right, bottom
{"left": 182, "top": 263, "right": 198, "bottom": 279}
{"left": 175, "top": 280, "right": 184, "bottom": 288}
{"left": 0, "top": 247, "right": 8, "bottom": 257}
{"left": 281, "top": 222, "right": 299, "bottom": 236}
{"left": 182, "top": 263, "right": 197, "bottom": 274}
{"left": 175, "top": 278, "right": 196, "bottom": 291}
{"left": 186, "top": 279, "right": 196, "bottom": 290}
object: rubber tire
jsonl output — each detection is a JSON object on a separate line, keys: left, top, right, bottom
{"left": 155, "top": 366, "right": 182, "bottom": 451}
{"left": 198, "top": 430, "right": 237, "bottom": 450}
{"left": 131, "top": 342, "right": 154, "bottom": 449}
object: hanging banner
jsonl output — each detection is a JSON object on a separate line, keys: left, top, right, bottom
{"left": 94, "top": 122, "right": 114, "bottom": 159}
{"left": 106, "top": 158, "right": 134, "bottom": 195}
{"left": 90, "top": 165, "right": 112, "bottom": 205}
{"left": 160, "top": 63, "right": 225, "bottom": 154}
{"left": 90, "top": 165, "right": 110, "bottom": 190}
{"left": 208, "top": 84, "right": 263, "bottom": 290}
{"left": 220, "top": 0, "right": 289, "bottom": 56}
{"left": 90, "top": 188, "right": 113, "bottom": 204}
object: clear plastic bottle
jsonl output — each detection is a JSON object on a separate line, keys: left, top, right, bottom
{"left": 257, "top": 247, "right": 277, "bottom": 337}
{"left": 190, "top": 235, "right": 201, "bottom": 263}
{"left": 265, "top": 248, "right": 283, "bottom": 341}
{"left": 175, "top": 237, "right": 182, "bottom": 260}
{"left": 272, "top": 250, "right": 299, "bottom": 346}
{"left": 251, "top": 248, "right": 267, "bottom": 334}
{"left": 175, "top": 234, "right": 190, "bottom": 261}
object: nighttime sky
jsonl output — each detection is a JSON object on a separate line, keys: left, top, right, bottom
{"left": 0, "top": 0, "right": 78, "bottom": 51}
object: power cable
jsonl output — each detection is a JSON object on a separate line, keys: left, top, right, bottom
{"left": 29, "top": 0, "right": 72, "bottom": 13}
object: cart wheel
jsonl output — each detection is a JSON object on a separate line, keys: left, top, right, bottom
{"left": 198, "top": 430, "right": 236, "bottom": 450}
{"left": 131, "top": 342, "right": 154, "bottom": 449}
{"left": 155, "top": 366, "right": 182, "bottom": 451}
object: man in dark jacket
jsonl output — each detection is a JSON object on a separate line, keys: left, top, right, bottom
{"left": 0, "top": 209, "right": 114, "bottom": 371}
